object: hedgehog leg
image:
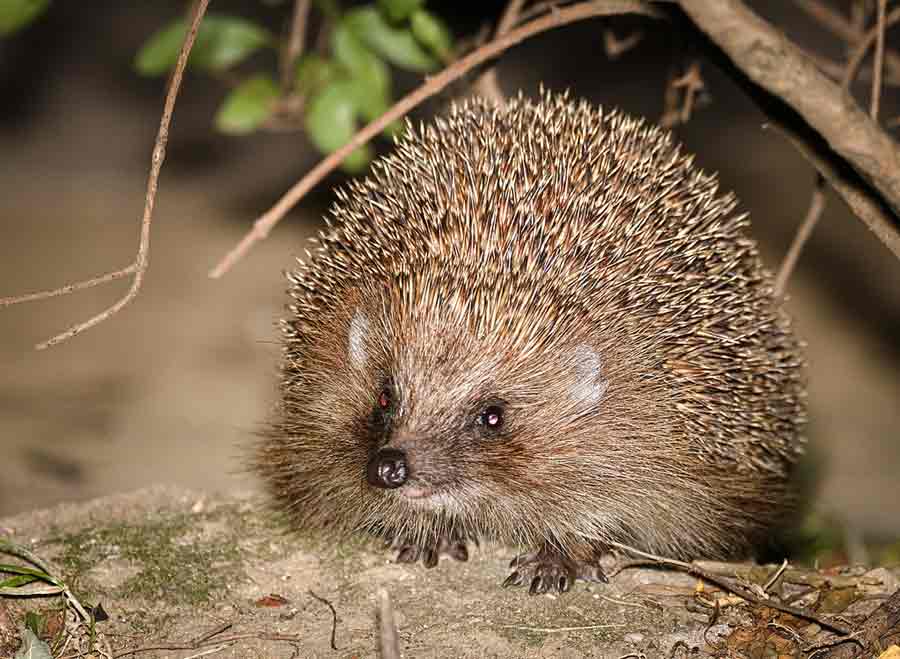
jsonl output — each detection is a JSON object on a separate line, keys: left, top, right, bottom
{"left": 391, "top": 533, "right": 469, "bottom": 568}
{"left": 503, "top": 542, "right": 608, "bottom": 594}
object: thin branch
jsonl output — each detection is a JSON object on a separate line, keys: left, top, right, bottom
{"left": 209, "top": 0, "right": 662, "bottom": 278}
{"left": 774, "top": 174, "right": 827, "bottom": 298}
{"left": 608, "top": 541, "right": 854, "bottom": 636}
{"left": 0, "top": 266, "right": 136, "bottom": 307}
{"left": 818, "top": 587, "right": 900, "bottom": 659}
{"left": 307, "top": 590, "right": 338, "bottom": 651}
{"left": 806, "top": 50, "right": 900, "bottom": 87}
{"left": 2, "top": 0, "right": 210, "bottom": 350}
{"left": 660, "top": 58, "right": 705, "bottom": 127}
{"left": 768, "top": 118, "right": 900, "bottom": 260}
{"left": 677, "top": 0, "right": 900, "bottom": 226}
{"left": 791, "top": 0, "right": 900, "bottom": 81}
{"left": 602, "top": 28, "right": 644, "bottom": 58}
{"left": 280, "top": 0, "right": 311, "bottom": 94}
{"left": 842, "top": 5, "right": 900, "bottom": 96}
{"left": 474, "top": 0, "right": 526, "bottom": 104}
{"left": 870, "top": 0, "right": 886, "bottom": 119}
{"left": 376, "top": 589, "right": 400, "bottom": 659}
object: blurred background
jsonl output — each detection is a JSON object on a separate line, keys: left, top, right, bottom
{"left": 1, "top": 2, "right": 898, "bottom": 549}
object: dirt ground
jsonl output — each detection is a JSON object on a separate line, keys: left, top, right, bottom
{"left": 2, "top": 486, "right": 898, "bottom": 658}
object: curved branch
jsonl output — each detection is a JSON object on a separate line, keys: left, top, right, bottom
{"left": 678, "top": 0, "right": 900, "bottom": 222}
{"left": 2, "top": 0, "right": 210, "bottom": 349}
{"left": 209, "top": 0, "right": 662, "bottom": 278}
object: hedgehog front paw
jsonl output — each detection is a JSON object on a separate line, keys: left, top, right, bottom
{"left": 503, "top": 544, "right": 608, "bottom": 594}
{"left": 391, "top": 535, "right": 469, "bottom": 569}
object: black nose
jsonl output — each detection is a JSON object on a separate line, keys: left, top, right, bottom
{"left": 367, "top": 448, "right": 409, "bottom": 489}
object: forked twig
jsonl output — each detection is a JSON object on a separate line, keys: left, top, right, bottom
{"left": 842, "top": 5, "right": 900, "bottom": 99}
{"left": 474, "top": 0, "right": 527, "bottom": 104}
{"left": 0, "top": 0, "right": 211, "bottom": 350}
{"left": 209, "top": 0, "right": 662, "bottom": 278}
{"left": 608, "top": 541, "right": 854, "bottom": 636}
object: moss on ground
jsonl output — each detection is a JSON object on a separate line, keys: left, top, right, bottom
{"left": 50, "top": 504, "right": 277, "bottom": 606}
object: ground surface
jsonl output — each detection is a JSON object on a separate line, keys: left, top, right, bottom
{"left": 1, "top": 486, "right": 898, "bottom": 658}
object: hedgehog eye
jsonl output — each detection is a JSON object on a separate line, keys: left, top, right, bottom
{"left": 378, "top": 388, "right": 392, "bottom": 410}
{"left": 477, "top": 405, "right": 504, "bottom": 430}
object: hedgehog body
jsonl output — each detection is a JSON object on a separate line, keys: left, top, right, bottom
{"left": 257, "top": 92, "right": 806, "bottom": 592}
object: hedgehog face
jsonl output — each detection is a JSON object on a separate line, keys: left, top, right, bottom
{"left": 345, "top": 283, "right": 614, "bottom": 532}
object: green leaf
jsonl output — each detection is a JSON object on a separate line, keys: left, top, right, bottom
{"left": 0, "top": 574, "right": 38, "bottom": 589}
{"left": 0, "top": 0, "right": 50, "bottom": 36}
{"left": 305, "top": 81, "right": 373, "bottom": 173}
{"left": 331, "top": 22, "right": 398, "bottom": 137}
{"left": 295, "top": 54, "right": 340, "bottom": 94}
{"left": 214, "top": 74, "right": 279, "bottom": 135}
{"left": 312, "top": 0, "right": 341, "bottom": 21}
{"left": 410, "top": 9, "right": 452, "bottom": 61}
{"left": 377, "top": 0, "right": 424, "bottom": 23}
{"left": 344, "top": 6, "right": 437, "bottom": 72}
{"left": 0, "top": 563, "right": 58, "bottom": 584}
{"left": 347, "top": 77, "right": 401, "bottom": 138}
{"left": 135, "top": 14, "right": 273, "bottom": 77}
{"left": 330, "top": 21, "right": 398, "bottom": 136}
{"left": 331, "top": 22, "right": 390, "bottom": 94}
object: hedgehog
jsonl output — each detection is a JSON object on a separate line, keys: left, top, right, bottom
{"left": 256, "top": 91, "right": 806, "bottom": 594}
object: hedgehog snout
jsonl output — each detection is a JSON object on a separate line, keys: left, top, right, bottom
{"left": 366, "top": 447, "right": 409, "bottom": 489}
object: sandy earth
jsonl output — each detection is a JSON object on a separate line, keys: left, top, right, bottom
{"left": 2, "top": 486, "right": 898, "bottom": 658}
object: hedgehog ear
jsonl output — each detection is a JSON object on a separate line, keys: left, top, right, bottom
{"left": 567, "top": 344, "right": 608, "bottom": 407}
{"left": 348, "top": 309, "right": 369, "bottom": 370}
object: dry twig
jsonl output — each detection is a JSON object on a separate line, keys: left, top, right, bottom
{"left": 281, "top": 0, "right": 311, "bottom": 94}
{"left": 307, "top": 590, "right": 339, "bottom": 651}
{"left": 677, "top": 0, "right": 900, "bottom": 238}
{"left": 870, "top": 0, "right": 887, "bottom": 120}
{"left": 608, "top": 541, "right": 854, "bottom": 636}
{"left": 474, "top": 0, "right": 527, "bottom": 104}
{"left": 602, "top": 28, "right": 644, "bottom": 58}
{"left": 660, "top": 59, "right": 705, "bottom": 127}
{"left": 0, "top": 0, "right": 210, "bottom": 350}
{"left": 843, "top": 4, "right": 900, "bottom": 103}
{"left": 377, "top": 589, "right": 400, "bottom": 659}
{"left": 209, "top": 0, "right": 661, "bottom": 278}
{"left": 816, "top": 587, "right": 900, "bottom": 658}
{"left": 774, "top": 175, "right": 827, "bottom": 298}
{"left": 791, "top": 0, "right": 900, "bottom": 79}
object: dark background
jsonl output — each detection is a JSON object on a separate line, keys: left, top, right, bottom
{"left": 1, "top": 3, "right": 898, "bottom": 541}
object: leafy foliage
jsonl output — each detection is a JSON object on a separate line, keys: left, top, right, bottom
{"left": 134, "top": 14, "right": 274, "bottom": 76}
{"left": 0, "top": 0, "right": 50, "bottom": 36}
{"left": 130, "top": 2, "right": 452, "bottom": 172}
{"left": 215, "top": 74, "right": 280, "bottom": 134}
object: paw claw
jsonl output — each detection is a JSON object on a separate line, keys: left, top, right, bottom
{"left": 396, "top": 546, "right": 419, "bottom": 563}
{"left": 502, "top": 545, "right": 606, "bottom": 594}
{"left": 448, "top": 542, "right": 469, "bottom": 562}
{"left": 392, "top": 534, "right": 470, "bottom": 568}
{"left": 502, "top": 571, "right": 523, "bottom": 588}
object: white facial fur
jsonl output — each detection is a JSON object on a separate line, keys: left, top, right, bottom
{"left": 348, "top": 309, "right": 369, "bottom": 369}
{"left": 568, "top": 344, "right": 608, "bottom": 407}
